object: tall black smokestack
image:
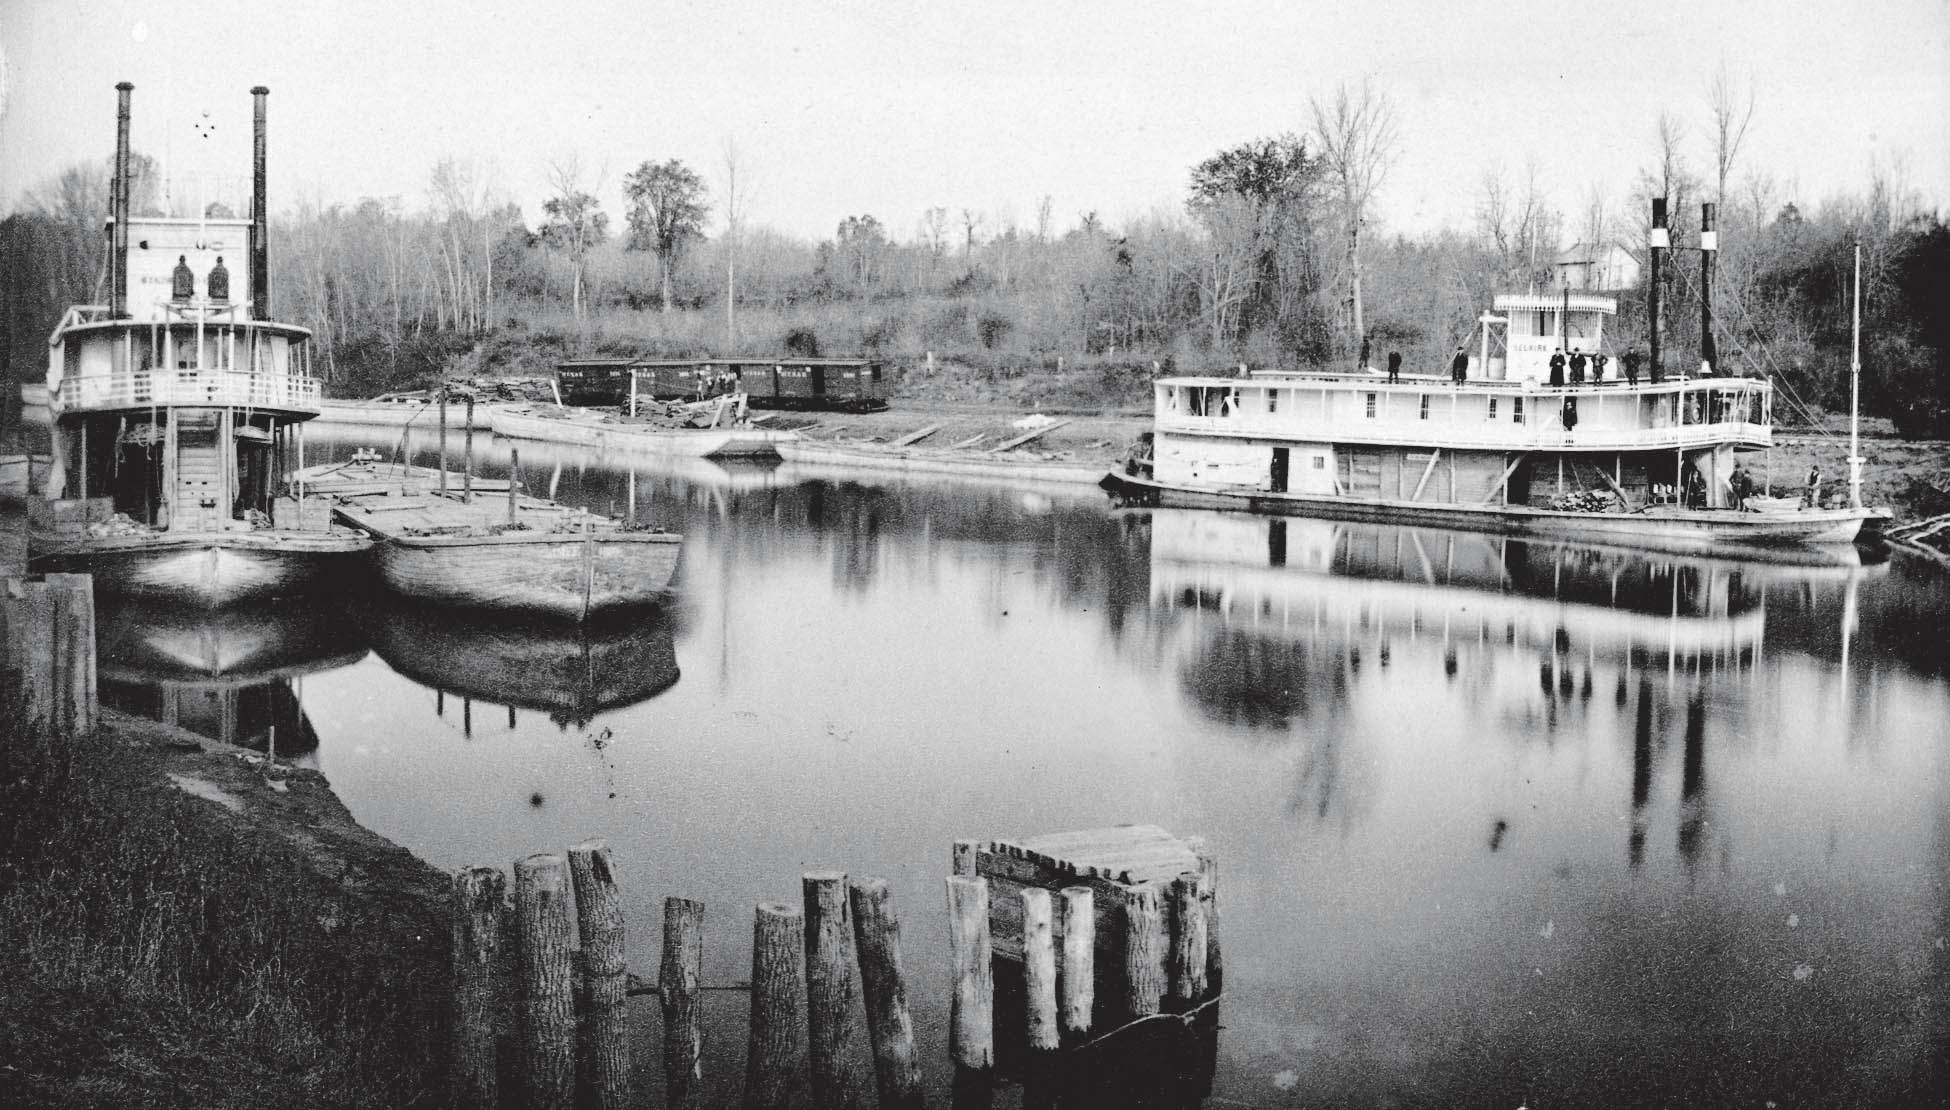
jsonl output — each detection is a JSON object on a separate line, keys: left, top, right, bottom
{"left": 112, "top": 82, "right": 133, "bottom": 319}
{"left": 1649, "top": 197, "right": 1667, "bottom": 381}
{"left": 251, "top": 86, "right": 270, "bottom": 320}
{"left": 1699, "top": 202, "right": 1717, "bottom": 374}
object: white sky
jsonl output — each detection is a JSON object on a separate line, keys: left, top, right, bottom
{"left": 1, "top": 0, "right": 1945, "bottom": 242}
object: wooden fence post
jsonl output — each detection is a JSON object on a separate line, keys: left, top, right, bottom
{"left": 515, "top": 853, "right": 576, "bottom": 1110}
{"left": 746, "top": 902, "right": 807, "bottom": 1110}
{"left": 44, "top": 574, "right": 97, "bottom": 737}
{"left": 1058, "top": 886, "right": 1094, "bottom": 1043}
{"left": 568, "top": 840, "right": 629, "bottom": 1109}
{"left": 1120, "top": 884, "right": 1166, "bottom": 1021}
{"left": 803, "top": 871, "right": 866, "bottom": 1110}
{"left": 848, "top": 876, "right": 923, "bottom": 1110}
{"left": 945, "top": 873, "right": 994, "bottom": 1071}
{"left": 662, "top": 896, "right": 706, "bottom": 1110}
{"left": 1166, "top": 872, "right": 1209, "bottom": 1012}
{"left": 451, "top": 865, "right": 505, "bottom": 1110}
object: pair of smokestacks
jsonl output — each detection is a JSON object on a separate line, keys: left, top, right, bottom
{"left": 1646, "top": 197, "right": 1719, "bottom": 378}
{"left": 109, "top": 82, "right": 272, "bottom": 322}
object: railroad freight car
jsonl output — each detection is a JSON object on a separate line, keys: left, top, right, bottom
{"left": 555, "top": 360, "right": 634, "bottom": 406}
{"left": 729, "top": 359, "right": 889, "bottom": 413}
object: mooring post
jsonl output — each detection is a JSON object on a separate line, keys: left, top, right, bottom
{"left": 661, "top": 896, "right": 706, "bottom": 1110}
{"left": 1120, "top": 884, "right": 1166, "bottom": 1021}
{"left": 848, "top": 877, "right": 923, "bottom": 1110}
{"left": 464, "top": 395, "right": 476, "bottom": 503}
{"left": 951, "top": 838, "right": 982, "bottom": 877}
{"left": 945, "top": 873, "right": 994, "bottom": 1071}
{"left": 567, "top": 840, "right": 629, "bottom": 1109}
{"left": 451, "top": 865, "right": 505, "bottom": 1110}
{"left": 1021, "top": 888, "right": 1060, "bottom": 1054}
{"left": 438, "top": 389, "right": 449, "bottom": 494}
{"left": 802, "top": 872, "right": 866, "bottom": 1110}
{"left": 508, "top": 447, "right": 520, "bottom": 525}
{"left": 1166, "top": 873, "right": 1209, "bottom": 1012}
{"left": 1058, "top": 886, "right": 1094, "bottom": 1043}
{"left": 514, "top": 853, "right": 577, "bottom": 1110}
{"left": 747, "top": 902, "right": 808, "bottom": 1110}
{"left": 2, "top": 574, "right": 98, "bottom": 738}
{"left": 1187, "top": 838, "right": 1222, "bottom": 994}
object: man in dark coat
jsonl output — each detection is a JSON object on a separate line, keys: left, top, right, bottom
{"left": 1386, "top": 351, "right": 1402, "bottom": 383}
{"left": 1451, "top": 346, "right": 1468, "bottom": 383}
{"left": 1623, "top": 348, "right": 1642, "bottom": 386}
{"left": 1592, "top": 352, "right": 1608, "bottom": 383}
{"left": 1548, "top": 349, "right": 1566, "bottom": 387}
{"left": 1569, "top": 348, "right": 1588, "bottom": 384}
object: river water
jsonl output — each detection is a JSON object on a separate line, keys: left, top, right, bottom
{"left": 91, "top": 431, "right": 1950, "bottom": 1107}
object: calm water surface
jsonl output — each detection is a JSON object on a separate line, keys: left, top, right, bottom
{"left": 102, "top": 432, "right": 1950, "bottom": 1107}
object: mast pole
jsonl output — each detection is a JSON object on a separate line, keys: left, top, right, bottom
{"left": 1850, "top": 241, "right": 1863, "bottom": 509}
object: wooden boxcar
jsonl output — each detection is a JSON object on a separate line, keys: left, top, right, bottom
{"left": 561, "top": 357, "right": 889, "bottom": 413}
{"left": 729, "top": 359, "right": 888, "bottom": 413}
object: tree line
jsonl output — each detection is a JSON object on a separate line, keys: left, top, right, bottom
{"left": 3, "top": 79, "right": 1945, "bottom": 433}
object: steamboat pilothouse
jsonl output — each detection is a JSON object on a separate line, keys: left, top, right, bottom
{"left": 29, "top": 83, "right": 368, "bottom": 605}
{"left": 1104, "top": 201, "right": 1886, "bottom": 553}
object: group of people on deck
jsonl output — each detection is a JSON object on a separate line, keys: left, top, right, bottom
{"left": 1376, "top": 345, "right": 1475, "bottom": 384}
{"left": 1547, "top": 346, "right": 1645, "bottom": 386}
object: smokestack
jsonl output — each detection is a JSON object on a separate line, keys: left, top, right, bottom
{"left": 1699, "top": 202, "right": 1717, "bottom": 374}
{"left": 112, "top": 82, "right": 133, "bottom": 319}
{"left": 251, "top": 86, "right": 270, "bottom": 320}
{"left": 1649, "top": 197, "right": 1667, "bottom": 381}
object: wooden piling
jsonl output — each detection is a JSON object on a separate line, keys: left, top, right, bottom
{"left": 438, "top": 390, "right": 449, "bottom": 494}
{"left": 568, "top": 840, "right": 629, "bottom": 1109}
{"left": 1166, "top": 873, "right": 1208, "bottom": 1012}
{"left": 848, "top": 877, "right": 923, "bottom": 1110}
{"left": 1020, "top": 889, "right": 1059, "bottom": 1053}
{"left": 746, "top": 902, "right": 808, "bottom": 1110}
{"left": 514, "top": 853, "right": 577, "bottom": 1110}
{"left": 2, "top": 574, "right": 98, "bottom": 738}
{"left": 1120, "top": 884, "right": 1166, "bottom": 1020}
{"left": 1187, "top": 838, "right": 1222, "bottom": 994}
{"left": 464, "top": 395, "right": 476, "bottom": 503}
{"left": 952, "top": 838, "right": 982, "bottom": 877}
{"left": 451, "top": 865, "right": 505, "bottom": 1110}
{"left": 946, "top": 873, "right": 994, "bottom": 1071}
{"left": 661, "top": 896, "right": 706, "bottom": 1110}
{"left": 508, "top": 447, "right": 520, "bottom": 525}
{"left": 802, "top": 872, "right": 866, "bottom": 1110}
{"left": 1057, "top": 885, "right": 1094, "bottom": 1042}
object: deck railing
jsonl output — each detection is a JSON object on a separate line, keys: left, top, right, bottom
{"left": 53, "top": 369, "right": 321, "bottom": 415}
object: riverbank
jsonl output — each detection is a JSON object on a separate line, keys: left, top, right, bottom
{"left": 0, "top": 704, "right": 451, "bottom": 1108}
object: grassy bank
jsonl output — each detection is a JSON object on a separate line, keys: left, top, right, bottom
{"left": 0, "top": 697, "right": 451, "bottom": 1108}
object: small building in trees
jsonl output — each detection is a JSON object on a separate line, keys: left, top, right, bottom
{"left": 1555, "top": 243, "right": 1640, "bottom": 292}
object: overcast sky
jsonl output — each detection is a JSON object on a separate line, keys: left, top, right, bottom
{"left": 1, "top": 0, "right": 1944, "bottom": 243}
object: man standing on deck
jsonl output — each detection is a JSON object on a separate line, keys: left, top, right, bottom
{"left": 1803, "top": 464, "right": 1822, "bottom": 508}
{"left": 1386, "top": 351, "right": 1401, "bottom": 383}
{"left": 1549, "top": 349, "right": 1567, "bottom": 387}
{"left": 1451, "top": 346, "right": 1469, "bottom": 383}
{"left": 1570, "top": 348, "right": 1588, "bottom": 384}
{"left": 1623, "top": 347, "right": 1642, "bottom": 386}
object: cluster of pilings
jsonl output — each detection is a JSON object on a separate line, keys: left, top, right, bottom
{"left": 452, "top": 834, "right": 1222, "bottom": 1110}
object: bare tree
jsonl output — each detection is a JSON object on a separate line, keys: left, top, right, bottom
{"left": 540, "top": 156, "right": 609, "bottom": 323}
{"left": 1708, "top": 65, "right": 1755, "bottom": 204}
{"left": 1310, "top": 79, "right": 1399, "bottom": 356}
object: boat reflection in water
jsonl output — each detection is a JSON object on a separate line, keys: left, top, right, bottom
{"left": 347, "top": 593, "right": 681, "bottom": 730}
{"left": 94, "top": 596, "right": 365, "bottom": 763}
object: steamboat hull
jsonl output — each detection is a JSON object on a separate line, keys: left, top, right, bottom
{"left": 361, "top": 527, "right": 682, "bottom": 621}
{"left": 1103, "top": 472, "right": 1876, "bottom": 554}
{"left": 488, "top": 405, "right": 791, "bottom": 458}
{"left": 27, "top": 529, "right": 370, "bottom": 607}
{"left": 777, "top": 440, "right": 1102, "bottom": 485}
